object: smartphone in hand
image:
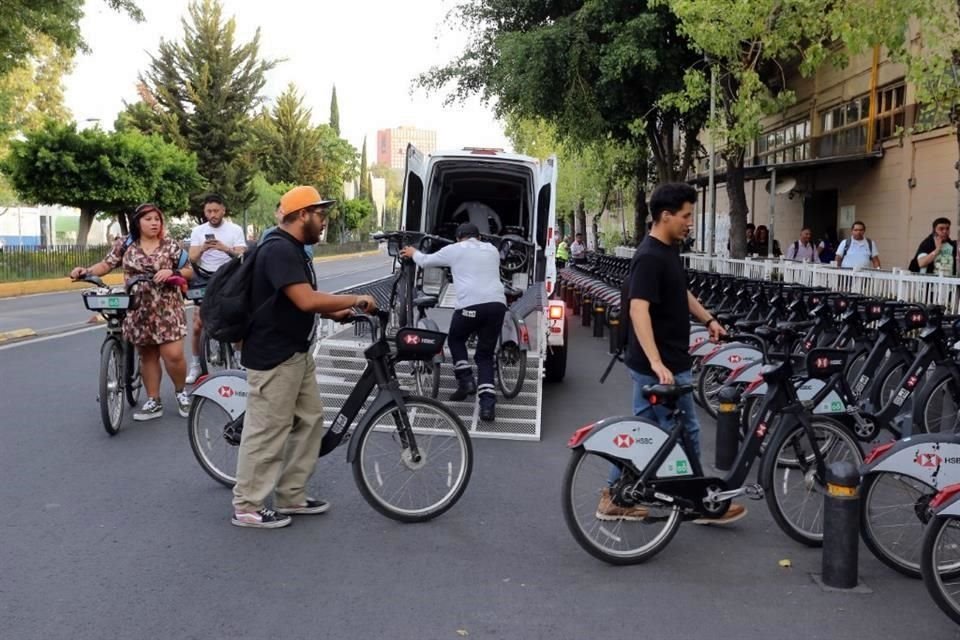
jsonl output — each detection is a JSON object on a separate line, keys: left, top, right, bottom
{"left": 205, "top": 233, "right": 215, "bottom": 242}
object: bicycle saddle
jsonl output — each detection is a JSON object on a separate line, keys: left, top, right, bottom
{"left": 413, "top": 295, "right": 438, "bottom": 309}
{"left": 734, "top": 319, "right": 766, "bottom": 332}
{"left": 641, "top": 384, "right": 695, "bottom": 404}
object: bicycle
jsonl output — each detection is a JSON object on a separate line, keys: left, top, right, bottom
{"left": 920, "top": 483, "right": 960, "bottom": 624}
{"left": 75, "top": 274, "right": 147, "bottom": 436}
{"left": 187, "top": 309, "right": 473, "bottom": 523}
{"left": 562, "top": 347, "right": 863, "bottom": 565}
{"left": 184, "top": 284, "right": 239, "bottom": 377}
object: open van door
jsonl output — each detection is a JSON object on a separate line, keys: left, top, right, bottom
{"left": 400, "top": 144, "right": 427, "bottom": 231}
{"left": 536, "top": 155, "right": 559, "bottom": 295}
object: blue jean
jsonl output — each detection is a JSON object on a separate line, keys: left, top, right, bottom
{"left": 609, "top": 368, "right": 700, "bottom": 485}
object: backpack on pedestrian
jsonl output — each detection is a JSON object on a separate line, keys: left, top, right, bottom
{"left": 837, "top": 237, "right": 875, "bottom": 263}
{"left": 200, "top": 236, "right": 280, "bottom": 343}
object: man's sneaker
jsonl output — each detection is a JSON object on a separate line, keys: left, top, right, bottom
{"left": 231, "top": 508, "right": 292, "bottom": 529}
{"left": 595, "top": 488, "right": 648, "bottom": 521}
{"left": 176, "top": 390, "right": 191, "bottom": 418}
{"left": 276, "top": 498, "right": 330, "bottom": 515}
{"left": 133, "top": 398, "right": 163, "bottom": 421}
{"left": 185, "top": 362, "right": 202, "bottom": 385}
{"left": 693, "top": 503, "right": 747, "bottom": 526}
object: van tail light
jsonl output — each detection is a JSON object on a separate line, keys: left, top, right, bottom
{"left": 549, "top": 304, "right": 564, "bottom": 319}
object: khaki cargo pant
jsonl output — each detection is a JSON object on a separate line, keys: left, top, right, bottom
{"left": 232, "top": 351, "right": 325, "bottom": 512}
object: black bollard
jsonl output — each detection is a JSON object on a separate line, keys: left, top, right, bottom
{"left": 570, "top": 287, "right": 580, "bottom": 315}
{"left": 607, "top": 306, "right": 621, "bottom": 354}
{"left": 714, "top": 385, "right": 740, "bottom": 471}
{"left": 822, "top": 461, "right": 860, "bottom": 589}
{"left": 592, "top": 301, "right": 606, "bottom": 338}
{"left": 581, "top": 294, "right": 592, "bottom": 327}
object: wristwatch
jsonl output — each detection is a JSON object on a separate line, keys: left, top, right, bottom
{"left": 705, "top": 317, "right": 719, "bottom": 328}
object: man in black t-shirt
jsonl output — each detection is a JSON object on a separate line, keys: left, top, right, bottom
{"left": 598, "top": 183, "right": 747, "bottom": 525}
{"left": 232, "top": 185, "right": 377, "bottom": 530}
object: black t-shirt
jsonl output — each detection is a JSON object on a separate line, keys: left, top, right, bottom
{"left": 624, "top": 235, "right": 692, "bottom": 376}
{"left": 911, "top": 234, "right": 957, "bottom": 274}
{"left": 241, "top": 229, "right": 317, "bottom": 370}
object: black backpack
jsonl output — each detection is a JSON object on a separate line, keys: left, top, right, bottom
{"left": 200, "top": 236, "right": 280, "bottom": 343}
{"left": 600, "top": 248, "right": 641, "bottom": 383}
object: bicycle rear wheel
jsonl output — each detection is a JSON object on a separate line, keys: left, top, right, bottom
{"left": 860, "top": 471, "right": 935, "bottom": 578}
{"left": 696, "top": 364, "right": 729, "bottom": 418}
{"left": 99, "top": 338, "right": 125, "bottom": 436}
{"left": 562, "top": 449, "right": 681, "bottom": 565}
{"left": 352, "top": 396, "right": 472, "bottom": 522}
{"left": 915, "top": 372, "right": 960, "bottom": 435}
{"left": 124, "top": 340, "right": 142, "bottom": 407}
{"left": 760, "top": 416, "right": 862, "bottom": 546}
{"left": 922, "top": 515, "right": 960, "bottom": 625}
{"left": 188, "top": 396, "right": 242, "bottom": 487}
{"left": 496, "top": 337, "right": 527, "bottom": 399}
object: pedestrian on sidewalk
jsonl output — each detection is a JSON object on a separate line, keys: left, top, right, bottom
{"left": 597, "top": 182, "right": 746, "bottom": 525}
{"left": 570, "top": 233, "right": 586, "bottom": 264}
{"left": 909, "top": 217, "right": 957, "bottom": 276}
{"left": 70, "top": 204, "right": 194, "bottom": 420}
{"left": 786, "top": 227, "right": 820, "bottom": 262}
{"left": 231, "top": 185, "right": 377, "bottom": 529}
{"left": 185, "top": 194, "right": 246, "bottom": 384}
{"left": 836, "top": 221, "right": 880, "bottom": 269}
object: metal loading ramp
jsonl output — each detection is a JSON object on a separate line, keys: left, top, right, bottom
{"left": 314, "top": 276, "right": 544, "bottom": 441}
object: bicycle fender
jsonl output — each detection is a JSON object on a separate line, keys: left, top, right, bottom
{"left": 701, "top": 344, "right": 762, "bottom": 370}
{"left": 500, "top": 315, "right": 530, "bottom": 351}
{"left": 576, "top": 416, "right": 695, "bottom": 478}
{"left": 689, "top": 330, "right": 709, "bottom": 351}
{"left": 344, "top": 390, "right": 405, "bottom": 463}
{"left": 864, "top": 434, "right": 960, "bottom": 489}
{"left": 190, "top": 370, "right": 248, "bottom": 419}
{"left": 729, "top": 361, "right": 764, "bottom": 385}
{"left": 932, "top": 486, "right": 960, "bottom": 517}
{"left": 690, "top": 338, "right": 724, "bottom": 358}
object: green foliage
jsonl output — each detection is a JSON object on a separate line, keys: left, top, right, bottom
{"left": 358, "top": 135, "right": 369, "bottom": 200}
{"left": 252, "top": 83, "right": 325, "bottom": 185}
{"left": 329, "top": 84, "right": 340, "bottom": 135}
{"left": 0, "top": 34, "right": 72, "bottom": 148}
{"left": 339, "top": 198, "right": 375, "bottom": 232}
{"left": 1, "top": 122, "right": 201, "bottom": 246}
{"left": 131, "top": 0, "right": 276, "bottom": 214}
{"left": 314, "top": 124, "right": 358, "bottom": 203}
{"left": 247, "top": 173, "right": 291, "bottom": 232}
{"left": 0, "top": 0, "right": 142, "bottom": 77}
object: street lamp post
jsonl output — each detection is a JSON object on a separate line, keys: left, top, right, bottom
{"left": 707, "top": 62, "right": 717, "bottom": 256}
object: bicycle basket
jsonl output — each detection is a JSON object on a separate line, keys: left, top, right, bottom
{"left": 394, "top": 328, "right": 446, "bottom": 361}
{"left": 83, "top": 291, "right": 131, "bottom": 311}
{"left": 184, "top": 286, "right": 206, "bottom": 301}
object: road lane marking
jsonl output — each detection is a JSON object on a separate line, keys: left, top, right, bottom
{"left": 0, "top": 328, "right": 37, "bottom": 343}
{"left": 0, "top": 324, "right": 103, "bottom": 352}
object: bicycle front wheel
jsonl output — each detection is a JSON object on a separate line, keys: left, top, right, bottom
{"left": 99, "top": 338, "right": 125, "bottom": 436}
{"left": 496, "top": 338, "right": 527, "bottom": 399}
{"left": 760, "top": 416, "right": 862, "bottom": 546}
{"left": 696, "top": 364, "right": 728, "bottom": 418}
{"left": 188, "top": 396, "right": 241, "bottom": 487}
{"left": 352, "top": 396, "right": 472, "bottom": 522}
{"left": 915, "top": 372, "right": 960, "bottom": 435}
{"left": 922, "top": 515, "right": 960, "bottom": 625}
{"left": 124, "top": 340, "right": 142, "bottom": 407}
{"left": 562, "top": 449, "right": 681, "bottom": 565}
{"left": 860, "top": 471, "right": 936, "bottom": 578}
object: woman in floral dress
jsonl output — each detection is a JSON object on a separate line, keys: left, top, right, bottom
{"left": 71, "top": 204, "right": 194, "bottom": 421}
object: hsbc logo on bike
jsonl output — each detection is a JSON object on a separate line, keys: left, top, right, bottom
{"left": 728, "top": 355, "right": 742, "bottom": 364}
{"left": 403, "top": 334, "right": 422, "bottom": 345}
{"left": 755, "top": 422, "right": 768, "bottom": 438}
{"left": 613, "top": 434, "right": 635, "bottom": 448}
{"left": 217, "top": 386, "right": 246, "bottom": 399}
{"left": 915, "top": 452, "right": 943, "bottom": 468}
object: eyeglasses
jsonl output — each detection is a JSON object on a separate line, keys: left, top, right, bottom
{"left": 305, "top": 206, "right": 332, "bottom": 215}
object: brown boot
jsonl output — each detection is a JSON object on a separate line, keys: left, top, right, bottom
{"left": 595, "top": 488, "right": 649, "bottom": 521}
{"left": 693, "top": 503, "right": 747, "bottom": 526}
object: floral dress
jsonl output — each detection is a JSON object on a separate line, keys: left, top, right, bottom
{"left": 103, "top": 236, "right": 187, "bottom": 346}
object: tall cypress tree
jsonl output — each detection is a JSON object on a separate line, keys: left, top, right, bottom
{"left": 329, "top": 84, "right": 340, "bottom": 135}
{"left": 134, "top": 0, "right": 275, "bottom": 215}
{"left": 358, "top": 134, "right": 368, "bottom": 199}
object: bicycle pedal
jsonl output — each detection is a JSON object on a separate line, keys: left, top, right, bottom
{"left": 743, "top": 484, "right": 764, "bottom": 500}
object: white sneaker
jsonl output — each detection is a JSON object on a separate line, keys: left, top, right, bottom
{"left": 185, "top": 362, "right": 202, "bottom": 385}
{"left": 176, "top": 390, "right": 191, "bottom": 418}
{"left": 133, "top": 398, "right": 163, "bottom": 421}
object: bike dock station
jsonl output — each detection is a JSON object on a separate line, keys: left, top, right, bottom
{"left": 312, "top": 275, "right": 545, "bottom": 440}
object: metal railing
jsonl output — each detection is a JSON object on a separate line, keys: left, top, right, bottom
{"left": 684, "top": 254, "right": 960, "bottom": 312}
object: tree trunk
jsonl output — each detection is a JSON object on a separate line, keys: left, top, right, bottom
{"left": 77, "top": 207, "right": 95, "bottom": 248}
{"left": 575, "top": 198, "right": 587, "bottom": 244}
{"left": 633, "top": 152, "right": 650, "bottom": 245}
{"left": 725, "top": 154, "right": 750, "bottom": 258}
{"left": 118, "top": 212, "right": 129, "bottom": 236}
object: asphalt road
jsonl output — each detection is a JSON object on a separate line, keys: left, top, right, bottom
{"left": 2, "top": 263, "right": 959, "bottom": 639}
{"left": 0, "top": 252, "right": 392, "bottom": 335}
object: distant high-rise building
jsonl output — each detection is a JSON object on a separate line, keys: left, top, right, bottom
{"left": 377, "top": 126, "right": 438, "bottom": 170}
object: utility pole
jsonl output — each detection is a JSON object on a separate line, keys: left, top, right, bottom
{"left": 707, "top": 62, "right": 717, "bottom": 256}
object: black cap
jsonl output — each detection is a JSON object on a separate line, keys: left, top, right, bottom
{"left": 456, "top": 222, "right": 480, "bottom": 239}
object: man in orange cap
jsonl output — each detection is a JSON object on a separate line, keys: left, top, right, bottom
{"left": 232, "top": 185, "right": 377, "bottom": 529}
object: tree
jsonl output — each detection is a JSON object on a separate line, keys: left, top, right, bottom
{"left": 247, "top": 173, "right": 291, "bottom": 233}
{"left": 339, "top": 198, "right": 375, "bottom": 235}
{"left": 329, "top": 84, "right": 340, "bottom": 135}
{"left": 418, "top": 0, "right": 706, "bottom": 215}
{"left": 0, "top": 0, "right": 142, "bottom": 78}
{"left": 358, "top": 135, "right": 369, "bottom": 200}
{"left": 0, "top": 34, "right": 72, "bottom": 145}
{"left": 130, "top": 0, "right": 276, "bottom": 215}
{"left": 2, "top": 122, "right": 201, "bottom": 246}
{"left": 251, "top": 83, "right": 324, "bottom": 185}
{"left": 657, "top": 0, "right": 841, "bottom": 257}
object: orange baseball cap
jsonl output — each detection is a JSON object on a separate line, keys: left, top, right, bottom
{"left": 279, "top": 185, "right": 336, "bottom": 215}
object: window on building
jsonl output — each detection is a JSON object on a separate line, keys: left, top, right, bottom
{"left": 754, "top": 120, "right": 810, "bottom": 166}
{"left": 817, "top": 82, "right": 906, "bottom": 156}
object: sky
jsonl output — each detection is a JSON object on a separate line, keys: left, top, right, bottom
{"left": 63, "top": 0, "right": 512, "bottom": 158}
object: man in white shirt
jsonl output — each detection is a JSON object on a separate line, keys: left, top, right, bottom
{"left": 185, "top": 194, "right": 247, "bottom": 383}
{"left": 836, "top": 220, "right": 880, "bottom": 270}
{"left": 570, "top": 232, "right": 586, "bottom": 263}
{"left": 400, "top": 222, "right": 506, "bottom": 422}
{"left": 786, "top": 227, "right": 819, "bottom": 262}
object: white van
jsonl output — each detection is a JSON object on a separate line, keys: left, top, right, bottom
{"left": 400, "top": 144, "right": 568, "bottom": 382}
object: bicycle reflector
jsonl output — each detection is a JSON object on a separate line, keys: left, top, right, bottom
{"left": 567, "top": 423, "right": 596, "bottom": 448}
{"left": 930, "top": 483, "right": 960, "bottom": 510}
{"left": 863, "top": 441, "right": 896, "bottom": 465}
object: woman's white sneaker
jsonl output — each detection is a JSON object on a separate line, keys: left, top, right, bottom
{"left": 133, "top": 398, "right": 163, "bottom": 421}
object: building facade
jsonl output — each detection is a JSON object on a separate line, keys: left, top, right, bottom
{"left": 692, "top": 44, "right": 959, "bottom": 270}
{"left": 377, "top": 126, "right": 438, "bottom": 170}
{"left": 0, "top": 205, "right": 115, "bottom": 247}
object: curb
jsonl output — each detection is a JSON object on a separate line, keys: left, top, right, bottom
{"left": 0, "top": 328, "right": 38, "bottom": 343}
{"left": 0, "top": 251, "right": 384, "bottom": 299}
{"left": 0, "top": 273, "right": 125, "bottom": 299}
